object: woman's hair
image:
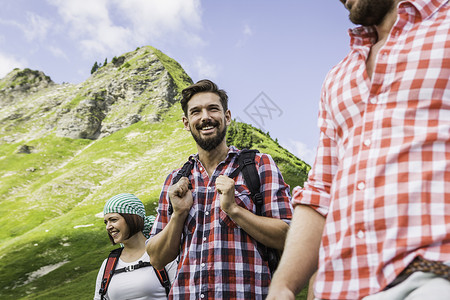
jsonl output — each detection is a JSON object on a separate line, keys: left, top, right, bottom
{"left": 181, "top": 79, "right": 228, "bottom": 117}
{"left": 107, "top": 213, "right": 144, "bottom": 245}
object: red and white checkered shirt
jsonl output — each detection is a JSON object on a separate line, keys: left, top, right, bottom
{"left": 151, "top": 146, "right": 293, "bottom": 299}
{"left": 292, "top": 0, "right": 450, "bottom": 299}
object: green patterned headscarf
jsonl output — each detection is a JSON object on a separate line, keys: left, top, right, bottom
{"left": 103, "top": 193, "right": 155, "bottom": 238}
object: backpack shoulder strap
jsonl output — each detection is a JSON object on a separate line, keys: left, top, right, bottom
{"left": 99, "top": 247, "right": 124, "bottom": 299}
{"left": 154, "top": 267, "right": 171, "bottom": 297}
{"left": 168, "top": 158, "right": 194, "bottom": 215}
{"left": 172, "top": 158, "right": 195, "bottom": 186}
{"left": 228, "top": 149, "right": 281, "bottom": 275}
{"left": 229, "top": 149, "right": 264, "bottom": 215}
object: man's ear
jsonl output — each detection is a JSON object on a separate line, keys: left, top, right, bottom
{"left": 225, "top": 110, "right": 231, "bottom": 126}
{"left": 182, "top": 116, "right": 191, "bottom": 132}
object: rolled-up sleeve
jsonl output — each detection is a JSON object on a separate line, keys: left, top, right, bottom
{"left": 258, "top": 153, "right": 293, "bottom": 224}
{"left": 149, "top": 171, "right": 176, "bottom": 238}
{"left": 292, "top": 87, "right": 338, "bottom": 217}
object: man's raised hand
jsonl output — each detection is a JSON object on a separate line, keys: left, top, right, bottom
{"left": 168, "top": 177, "right": 193, "bottom": 214}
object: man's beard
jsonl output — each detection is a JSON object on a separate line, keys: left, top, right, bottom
{"left": 191, "top": 120, "right": 227, "bottom": 152}
{"left": 349, "top": 0, "right": 395, "bottom": 26}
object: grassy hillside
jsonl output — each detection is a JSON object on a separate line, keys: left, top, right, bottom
{"left": 0, "top": 47, "right": 310, "bottom": 299}
{"left": 0, "top": 105, "right": 197, "bottom": 299}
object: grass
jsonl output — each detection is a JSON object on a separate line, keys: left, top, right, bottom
{"left": 152, "top": 46, "right": 193, "bottom": 92}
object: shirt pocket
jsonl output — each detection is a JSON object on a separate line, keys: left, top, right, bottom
{"left": 218, "top": 184, "right": 253, "bottom": 229}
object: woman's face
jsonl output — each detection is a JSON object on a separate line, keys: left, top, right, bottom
{"left": 104, "top": 213, "right": 130, "bottom": 244}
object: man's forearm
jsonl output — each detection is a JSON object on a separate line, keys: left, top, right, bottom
{"left": 268, "top": 205, "right": 325, "bottom": 298}
{"left": 146, "top": 211, "right": 187, "bottom": 270}
{"left": 227, "top": 205, "right": 290, "bottom": 250}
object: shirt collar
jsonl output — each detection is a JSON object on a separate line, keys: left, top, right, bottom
{"left": 348, "top": 0, "right": 448, "bottom": 49}
{"left": 409, "top": 0, "right": 448, "bottom": 20}
{"left": 190, "top": 145, "right": 240, "bottom": 163}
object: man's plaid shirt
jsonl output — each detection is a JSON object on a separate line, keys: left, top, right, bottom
{"left": 293, "top": 0, "right": 450, "bottom": 299}
{"left": 150, "top": 146, "right": 293, "bottom": 299}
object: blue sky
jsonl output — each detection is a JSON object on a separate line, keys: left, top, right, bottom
{"left": 0, "top": 0, "right": 353, "bottom": 165}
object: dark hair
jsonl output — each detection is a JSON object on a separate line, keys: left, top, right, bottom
{"left": 181, "top": 79, "right": 228, "bottom": 116}
{"left": 107, "top": 213, "right": 144, "bottom": 245}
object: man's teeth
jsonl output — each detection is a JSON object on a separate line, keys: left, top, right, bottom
{"left": 202, "top": 126, "right": 214, "bottom": 130}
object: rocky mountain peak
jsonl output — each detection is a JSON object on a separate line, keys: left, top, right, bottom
{"left": 0, "top": 46, "right": 193, "bottom": 142}
{"left": 0, "top": 68, "right": 53, "bottom": 92}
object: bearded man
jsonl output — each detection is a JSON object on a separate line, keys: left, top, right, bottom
{"left": 268, "top": 0, "right": 450, "bottom": 299}
{"left": 147, "top": 79, "right": 293, "bottom": 299}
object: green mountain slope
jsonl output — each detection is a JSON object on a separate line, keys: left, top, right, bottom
{"left": 0, "top": 46, "right": 310, "bottom": 299}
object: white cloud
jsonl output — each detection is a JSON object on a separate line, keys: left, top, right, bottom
{"left": 236, "top": 23, "right": 253, "bottom": 48}
{"left": 192, "top": 56, "right": 218, "bottom": 80}
{"left": 243, "top": 24, "right": 253, "bottom": 36}
{"left": 47, "top": 0, "right": 204, "bottom": 58}
{"left": 0, "top": 12, "right": 51, "bottom": 42}
{"left": 48, "top": 0, "right": 131, "bottom": 58}
{"left": 283, "top": 139, "right": 317, "bottom": 166}
{"left": 23, "top": 12, "right": 52, "bottom": 42}
{"left": 47, "top": 45, "right": 68, "bottom": 60}
{"left": 114, "top": 0, "right": 203, "bottom": 46}
{"left": 0, "top": 52, "right": 26, "bottom": 79}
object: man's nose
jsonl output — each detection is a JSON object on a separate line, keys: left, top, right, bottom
{"left": 200, "top": 109, "right": 212, "bottom": 121}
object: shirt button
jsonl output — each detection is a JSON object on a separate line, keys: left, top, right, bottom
{"left": 200, "top": 294, "right": 205, "bottom": 298}
{"left": 205, "top": 211, "right": 209, "bottom": 216}
{"left": 370, "top": 98, "right": 377, "bottom": 104}
{"left": 203, "top": 237, "right": 207, "bottom": 241}
{"left": 357, "top": 230, "right": 365, "bottom": 239}
{"left": 364, "top": 139, "right": 371, "bottom": 147}
{"left": 357, "top": 182, "right": 365, "bottom": 190}
{"left": 201, "top": 263, "right": 205, "bottom": 268}
{"left": 207, "top": 186, "right": 212, "bottom": 191}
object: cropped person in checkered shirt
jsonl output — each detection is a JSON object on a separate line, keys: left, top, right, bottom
{"left": 146, "top": 79, "right": 293, "bottom": 299}
{"left": 268, "top": 0, "right": 450, "bottom": 299}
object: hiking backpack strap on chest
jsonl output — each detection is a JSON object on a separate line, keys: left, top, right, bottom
{"left": 168, "top": 157, "right": 194, "bottom": 215}
{"left": 115, "top": 265, "right": 171, "bottom": 297}
{"left": 99, "top": 247, "right": 172, "bottom": 298}
{"left": 228, "top": 148, "right": 280, "bottom": 275}
{"left": 229, "top": 149, "right": 263, "bottom": 214}
{"left": 154, "top": 267, "right": 171, "bottom": 297}
{"left": 99, "top": 247, "right": 123, "bottom": 299}
{"left": 113, "top": 260, "right": 151, "bottom": 274}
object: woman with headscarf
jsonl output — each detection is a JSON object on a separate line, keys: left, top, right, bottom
{"left": 94, "top": 193, "right": 177, "bottom": 300}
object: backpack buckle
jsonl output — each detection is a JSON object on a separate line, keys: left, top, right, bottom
{"left": 125, "top": 265, "right": 135, "bottom": 272}
{"left": 253, "top": 192, "right": 264, "bottom": 216}
{"left": 253, "top": 192, "right": 264, "bottom": 206}
{"left": 242, "top": 158, "right": 253, "bottom": 166}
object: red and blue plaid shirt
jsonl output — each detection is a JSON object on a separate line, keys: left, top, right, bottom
{"left": 150, "top": 146, "right": 292, "bottom": 299}
{"left": 293, "top": 0, "right": 450, "bottom": 299}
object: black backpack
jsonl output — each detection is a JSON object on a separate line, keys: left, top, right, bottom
{"left": 168, "top": 149, "right": 280, "bottom": 275}
{"left": 99, "top": 247, "right": 171, "bottom": 299}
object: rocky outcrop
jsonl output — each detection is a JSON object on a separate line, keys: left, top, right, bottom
{"left": 0, "top": 68, "right": 54, "bottom": 107}
{"left": 0, "top": 46, "right": 192, "bottom": 141}
{"left": 55, "top": 98, "right": 106, "bottom": 139}
{"left": 0, "top": 68, "right": 53, "bottom": 93}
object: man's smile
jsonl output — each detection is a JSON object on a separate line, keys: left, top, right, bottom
{"left": 197, "top": 122, "right": 219, "bottom": 135}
